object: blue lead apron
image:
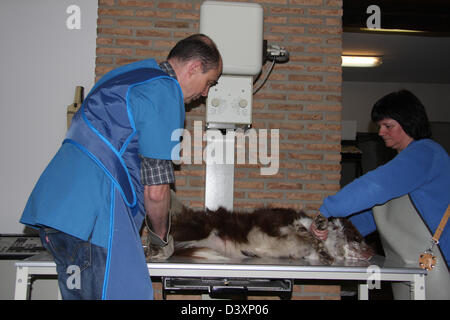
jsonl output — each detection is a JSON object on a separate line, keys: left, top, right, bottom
{"left": 65, "top": 67, "right": 174, "bottom": 300}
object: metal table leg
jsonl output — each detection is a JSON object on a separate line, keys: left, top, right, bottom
{"left": 14, "top": 266, "right": 30, "bottom": 300}
{"left": 411, "top": 274, "right": 426, "bottom": 300}
{"left": 358, "top": 283, "right": 369, "bottom": 300}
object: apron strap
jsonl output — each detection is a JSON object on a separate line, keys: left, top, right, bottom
{"left": 432, "top": 205, "right": 450, "bottom": 244}
{"left": 64, "top": 110, "right": 136, "bottom": 207}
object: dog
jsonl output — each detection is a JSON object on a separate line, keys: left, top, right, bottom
{"left": 143, "top": 206, "right": 374, "bottom": 264}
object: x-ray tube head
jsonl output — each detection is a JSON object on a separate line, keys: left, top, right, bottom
{"left": 200, "top": 1, "right": 263, "bottom": 76}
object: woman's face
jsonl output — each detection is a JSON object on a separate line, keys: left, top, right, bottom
{"left": 377, "top": 118, "right": 414, "bottom": 152}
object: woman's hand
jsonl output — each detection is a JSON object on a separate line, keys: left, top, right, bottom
{"left": 309, "top": 213, "right": 329, "bottom": 241}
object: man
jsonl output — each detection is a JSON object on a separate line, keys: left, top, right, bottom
{"left": 20, "top": 34, "right": 222, "bottom": 300}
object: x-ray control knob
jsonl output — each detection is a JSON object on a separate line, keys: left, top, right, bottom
{"left": 211, "top": 98, "right": 220, "bottom": 107}
{"left": 239, "top": 99, "right": 248, "bottom": 108}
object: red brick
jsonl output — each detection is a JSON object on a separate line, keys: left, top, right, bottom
{"left": 289, "top": 153, "right": 323, "bottom": 160}
{"left": 287, "top": 133, "right": 322, "bottom": 140}
{"left": 98, "top": 9, "right": 134, "bottom": 17}
{"left": 135, "top": 29, "right": 171, "bottom": 37}
{"left": 235, "top": 181, "right": 265, "bottom": 189}
{"left": 98, "top": 27, "right": 133, "bottom": 36}
{"left": 289, "top": 74, "right": 323, "bottom": 82}
{"left": 291, "top": 0, "right": 323, "bottom": 5}
{"left": 154, "top": 20, "right": 189, "bottom": 29}
{"left": 308, "top": 8, "right": 343, "bottom": 16}
{"left": 309, "top": 26, "right": 341, "bottom": 34}
{"left": 271, "top": 26, "right": 305, "bottom": 34}
{"left": 267, "top": 182, "right": 303, "bottom": 190}
{"left": 270, "top": 7, "right": 304, "bottom": 15}
{"left": 255, "top": 0, "right": 288, "bottom": 5}
{"left": 248, "top": 192, "right": 283, "bottom": 199}
{"left": 96, "top": 47, "right": 133, "bottom": 56}
{"left": 135, "top": 10, "right": 172, "bottom": 18}
{"left": 118, "top": 0, "right": 154, "bottom": 8}
{"left": 288, "top": 93, "right": 323, "bottom": 102}
{"left": 116, "top": 19, "right": 152, "bottom": 27}
{"left": 303, "top": 285, "right": 340, "bottom": 294}
{"left": 157, "top": 2, "right": 193, "bottom": 10}
{"left": 116, "top": 38, "right": 151, "bottom": 47}
{"left": 307, "top": 104, "right": 342, "bottom": 112}
{"left": 286, "top": 193, "right": 322, "bottom": 201}
{"left": 306, "top": 143, "right": 341, "bottom": 151}
{"left": 288, "top": 172, "right": 323, "bottom": 180}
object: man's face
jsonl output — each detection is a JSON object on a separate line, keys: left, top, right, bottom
{"left": 182, "top": 61, "right": 221, "bottom": 104}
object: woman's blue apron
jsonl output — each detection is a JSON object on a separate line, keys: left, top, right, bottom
{"left": 64, "top": 67, "right": 173, "bottom": 300}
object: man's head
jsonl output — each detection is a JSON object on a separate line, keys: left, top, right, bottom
{"left": 167, "top": 34, "right": 222, "bottom": 104}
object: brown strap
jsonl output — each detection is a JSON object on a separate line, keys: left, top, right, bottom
{"left": 432, "top": 204, "right": 450, "bottom": 243}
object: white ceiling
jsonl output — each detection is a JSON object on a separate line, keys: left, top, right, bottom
{"left": 342, "top": 32, "right": 450, "bottom": 84}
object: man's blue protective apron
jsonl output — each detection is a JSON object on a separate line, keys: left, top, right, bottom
{"left": 64, "top": 67, "right": 173, "bottom": 300}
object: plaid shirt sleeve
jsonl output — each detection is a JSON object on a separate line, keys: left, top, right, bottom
{"left": 140, "top": 156, "right": 175, "bottom": 186}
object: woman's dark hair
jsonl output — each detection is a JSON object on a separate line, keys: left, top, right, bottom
{"left": 168, "top": 34, "right": 221, "bottom": 73}
{"left": 371, "top": 89, "right": 432, "bottom": 140}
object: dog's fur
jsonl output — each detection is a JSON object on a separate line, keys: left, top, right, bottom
{"left": 143, "top": 206, "right": 374, "bottom": 264}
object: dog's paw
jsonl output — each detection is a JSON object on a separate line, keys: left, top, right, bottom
{"left": 144, "top": 235, "right": 175, "bottom": 261}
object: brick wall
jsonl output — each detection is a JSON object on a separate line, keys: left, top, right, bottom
{"left": 96, "top": 0, "right": 343, "bottom": 213}
{"left": 96, "top": 0, "right": 343, "bottom": 301}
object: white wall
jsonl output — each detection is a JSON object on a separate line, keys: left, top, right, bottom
{"left": 0, "top": 0, "right": 98, "bottom": 234}
{"left": 342, "top": 81, "right": 450, "bottom": 132}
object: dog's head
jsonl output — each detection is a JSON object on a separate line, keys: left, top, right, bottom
{"left": 339, "top": 219, "right": 374, "bottom": 260}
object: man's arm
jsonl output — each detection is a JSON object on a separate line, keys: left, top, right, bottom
{"left": 140, "top": 157, "right": 175, "bottom": 242}
{"left": 144, "top": 183, "right": 170, "bottom": 240}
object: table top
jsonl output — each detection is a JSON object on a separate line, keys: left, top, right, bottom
{"left": 16, "top": 252, "right": 427, "bottom": 276}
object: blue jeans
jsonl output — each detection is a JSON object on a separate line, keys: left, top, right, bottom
{"left": 39, "top": 227, "right": 108, "bottom": 300}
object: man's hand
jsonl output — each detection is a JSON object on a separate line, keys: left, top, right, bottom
{"left": 309, "top": 213, "right": 329, "bottom": 241}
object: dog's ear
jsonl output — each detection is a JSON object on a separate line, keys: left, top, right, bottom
{"left": 205, "top": 206, "right": 226, "bottom": 215}
{"left": 181, "top": 207, "right": 195, "bottom": 216}
{"left": 216, "top": 206, "right": 233, "bottom": 215}
{"left": 340, "top": 218, "right": 364, "bottom": 242}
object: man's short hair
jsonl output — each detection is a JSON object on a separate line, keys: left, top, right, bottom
{"left": 168, "top": 34, "right": 221, "bottom": 73}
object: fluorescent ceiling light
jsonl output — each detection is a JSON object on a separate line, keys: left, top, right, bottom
{"left": 360, "top": 27, "right": 425, "bottom": 34}
{"left": 342, "top": 56, "right": 382, "bottom": 67}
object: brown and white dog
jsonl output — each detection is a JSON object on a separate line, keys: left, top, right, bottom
{"left": 143, "top": 206, "right": 374, "bottom": 264}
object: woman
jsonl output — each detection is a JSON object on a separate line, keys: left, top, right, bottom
{"left": 312, "top": 89, "right": 450, "bottom": 299}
